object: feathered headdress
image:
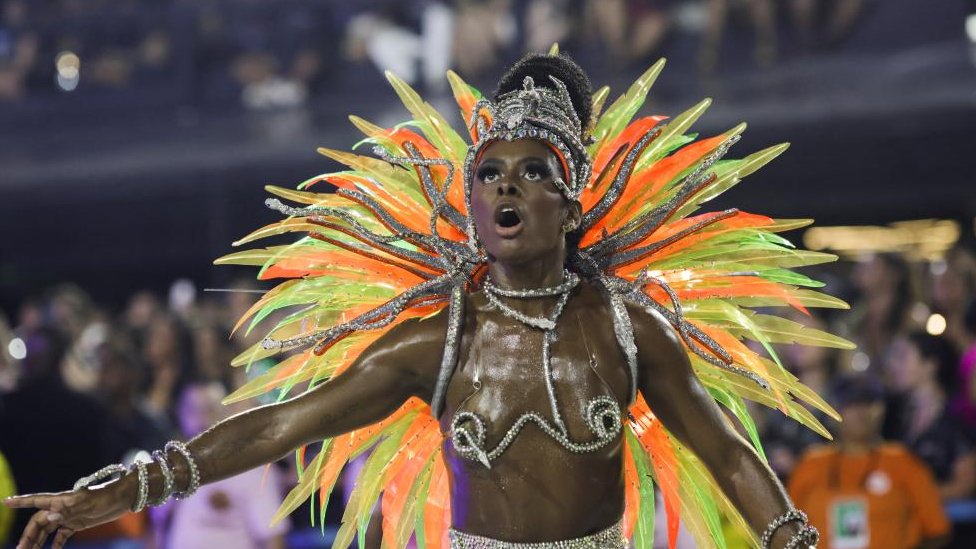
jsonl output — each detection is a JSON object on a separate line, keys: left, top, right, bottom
{"left": 216, "top": 49, "right": 853, "bottom": 549}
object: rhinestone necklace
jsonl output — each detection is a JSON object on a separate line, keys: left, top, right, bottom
{"left": 481, "top": 270, "right": 578, "bottom": 330}
{"left": 482, "top": 269, "right": 579, "bottom": 297}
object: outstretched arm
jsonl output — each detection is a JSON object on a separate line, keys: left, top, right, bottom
{"left": 178, "top": 312, "right": 446, "bottom": 488}
{"left": 630, "top": 304, "right": 808, "bottom": 549}
{"left": 5, "top": 312, "right": 447, "bottom": 549}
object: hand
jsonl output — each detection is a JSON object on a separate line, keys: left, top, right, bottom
{"left": 3, "top": 478, "right": 135, "bottom": 549}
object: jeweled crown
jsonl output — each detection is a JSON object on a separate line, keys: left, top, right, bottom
{"left": 463, "top": 75, "right": 592, "bottom": 201}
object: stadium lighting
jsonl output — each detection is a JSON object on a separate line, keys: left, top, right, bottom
{"left": 55, "top": 51, "right": 80, "bottom": 91}
{"left": 7, "top": 338, "right": 26, "bottom": 360}
{"left": 926, "top": 313, "right": 947, "bottom": 336}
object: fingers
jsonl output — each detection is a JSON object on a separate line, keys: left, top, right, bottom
{"left": 16, "top": 509, "right": 41, "bottom": 549}
{"left": 32, "top": 514, "right": 60, "bottom": 549}
{"left": 18, "top": 509, "right": 57, "bottom": 549}
{"left": 3, "top": 493, "right": 54, "bottom": 509}
{"left": 52, "top": 527, "right": 76, "bottom": 549}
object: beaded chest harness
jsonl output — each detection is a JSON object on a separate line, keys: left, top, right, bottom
{"left": 449, "top": 270, "right": 626, "bottom": 467}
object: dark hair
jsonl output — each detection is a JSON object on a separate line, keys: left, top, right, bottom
{"left": 97, "top": 331, "right": 146, "bottom": 385}
{"left": 21, "top": 325, "right": 69, "bottom": 384}
{"left": 142, "top": 312, "right": 196, "bottom": 401}
{"left": 494, "top": 53, "right": 593, "bottom": 133}
{"left": 832, "top": 374, "right": 885, "bottom": 407}
{"left": 906, "top": 330, "right": 960, "bottom": 393}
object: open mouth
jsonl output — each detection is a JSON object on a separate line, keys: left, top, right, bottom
{"left": 493, "top": 205, "right": 524, "bottom": 237}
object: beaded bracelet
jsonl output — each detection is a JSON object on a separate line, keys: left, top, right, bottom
{"left": 761, "top": 509, "right": 809, "bottom": 549}
{"left": 165, "top": 440, "right": 201, "bottom": 500}
{"left": 784, "top": 525, "right": 820, "bottom": 549}
{"left": 130, "top": 460, "right": 149, "bottom": 513}
{"left": 149, "top": 449, "right": 175, "bottom": 506}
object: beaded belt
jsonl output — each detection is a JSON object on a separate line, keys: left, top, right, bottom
{"left": 448, "top": 518, "right": 626, "bottom": 549}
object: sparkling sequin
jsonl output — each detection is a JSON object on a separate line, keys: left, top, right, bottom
{"left": 149, "top": 449, "right": 175, "bottom": 506}
{"left": 463, "top": 74, "right": 592, "bottom": 205}
{"left": 73, "top": 463, "right": 127, "bottom": 491}
{"left": 761, "top": 509, "right": 820, "bottom": 549}
{"left": 433, "top": 285, "right": 468, "bottom": 418}
{"left": 165, "top": 440, "right": 202, "bottom": 500}
{"left": 579, "top": 126, "right": 663, "bottom": 232}
{"left": 448, "top": 518, "right": 627, "bottom": 549}
{"left": 585, "top": 134, "right": 741, "bottom": 260}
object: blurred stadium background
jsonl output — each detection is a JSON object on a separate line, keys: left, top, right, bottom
{"left": 1, "top": 0, "right": 976, "bottom": 548}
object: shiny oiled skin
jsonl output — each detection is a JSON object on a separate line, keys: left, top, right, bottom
{"left": 440, "top": 282, "right": 632, "bottom": 542}
{"left": 5, "top": 138, "right": 804, "bottom": 549}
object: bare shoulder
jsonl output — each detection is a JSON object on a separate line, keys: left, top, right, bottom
{"left": 621, "top": 298, "right": 738, "bottom": 455}
{"left": 354, "top": 304, "right": 452, "bottom": 402}
{"left": 385, "top": 305, "right": 453, "bottom": 346}
{"left": 619, "top": 299, "right": 699, "bottom": 395}
{"left": 622, "top": 300, "right": 684, "bottom": 358}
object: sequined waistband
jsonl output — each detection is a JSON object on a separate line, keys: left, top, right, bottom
{"left": 448, "top": 518, "right": 626, "bottom": 549}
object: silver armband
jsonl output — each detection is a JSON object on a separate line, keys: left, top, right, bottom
{"left": 761, "top": 509, "right": 816, "bottom": 549}
{"left": 73, "top": 464, "right": 127, "bottom": 491}
{"left": 784, "top": 525, "right": 819, "bottom": 549}
{"left": 130, "top": 460, "right": 149, "bottom": 513}
{"left": 165, "top": 440, "right": 201, "bottom": 499}
{"left": 149, "top": 449, "right": 176, "bottom": 506}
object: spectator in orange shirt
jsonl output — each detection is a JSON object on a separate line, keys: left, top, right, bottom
{"left": 789, "top": 376, "right": 950, "bottom": 549}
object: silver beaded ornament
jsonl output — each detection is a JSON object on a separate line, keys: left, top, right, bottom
{"left": 450, "top": 271, "right": 625, "bottom": 468}
{"left": 448, "top": 517, "right": 626, "bottom": 549}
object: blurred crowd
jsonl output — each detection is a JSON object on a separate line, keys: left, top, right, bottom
{"left": 0, "top": 0, "right": 878, "bottom": 107}
{"left": 754, "top": 245, "right": 976, "bottom": 549}
{"left": 0, "top": 1, "right": 973, "bottom": 549}
{"left": 1, "top": 241, "right": 976, "bottom": 547}
{"left": 0, "top": 278, "right": 298, "bottom": 549}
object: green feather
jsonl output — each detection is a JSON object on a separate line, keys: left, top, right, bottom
{"left": 413, "top": 456, "right": 436, "bottom": 549}
{"left": 590, "top": 59, "right": 666, "bottom": 155}
{"left": 396, "top": 453, "right": 437, "bottom": 549}
{"left": 273, "top": 440, "right": 330, "bottom": 526}
{"left": 385, "top": 72, "right": 468, "bottom": 163}
{"left": 626, "top": 427, "right": 656, "bottom": 549}
{"left": 706, "top": 386, "right": 767, "bottom": 462}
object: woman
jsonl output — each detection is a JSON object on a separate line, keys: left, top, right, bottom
{"left": 5, "top": 52, "right": 842, "bottom": 548}
{"left": 930, "top": 246, "right": 976, "bottom": 355}
{"left": 886, "top": 331, "right": 976, "bottom": 501}
{"left": 837, "top": 252, "right": 918, "bottom": 375}
{"left": 141, "top": 312, "right": 193, "bottom": 431}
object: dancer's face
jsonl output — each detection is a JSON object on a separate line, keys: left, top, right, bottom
{"left": 470, "top": 139, "right": 581, "bottom": 265}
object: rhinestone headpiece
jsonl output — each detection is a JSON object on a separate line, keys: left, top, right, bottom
{"left": 463, "top": 75, "right": 592, "bottom": 202}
